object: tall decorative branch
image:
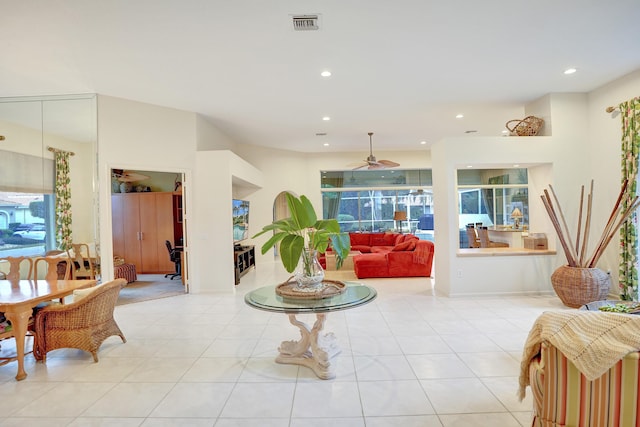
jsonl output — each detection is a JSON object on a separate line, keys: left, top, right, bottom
{"left": 541, "top": 180, "right": 640, "bottom": 268}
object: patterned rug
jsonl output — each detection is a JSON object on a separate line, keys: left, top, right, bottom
{"left": 117, "top": 277, "right": 185, "bottom": 306}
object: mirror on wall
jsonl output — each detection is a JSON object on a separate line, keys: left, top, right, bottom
{"left": 0, "top": 94, "right": 99, "bottom": 265}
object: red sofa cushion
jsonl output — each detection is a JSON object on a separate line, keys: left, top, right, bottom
{"left": 371, "top": 246, "right": 393, "bottom": 254}
{"left": 369, "top": 233, "right": 391, "bottom": 246}
{"left": 392, "top": 240, "right": 416, "bottom": 251}
{"left": 351, "top": 245, "right": 372, "bottom": 253}
{"left": 350, "top": 233, "right": 371, "bottom": 246}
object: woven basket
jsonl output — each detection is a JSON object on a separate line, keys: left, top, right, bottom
{"left": 506, "top": 116, "right": 544, "bottom": 136}
{"left": 550, "top": 265, "right": 611, "bottom": 308}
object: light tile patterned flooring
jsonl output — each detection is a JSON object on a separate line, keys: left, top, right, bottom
{"left": 0, "top": 263, "right": 572, "bottom": 426}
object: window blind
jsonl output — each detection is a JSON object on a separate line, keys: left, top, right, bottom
{"left": 0, "top": 149, "right": 54, "bottom": 194}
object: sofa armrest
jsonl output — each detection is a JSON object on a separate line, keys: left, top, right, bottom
{"left": 530, "top": 341, "right": 640, "bottom": 426}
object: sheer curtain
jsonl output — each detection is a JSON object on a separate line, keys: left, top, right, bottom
{"left": 619, "top": 97, "right": 640, "bottom": 301}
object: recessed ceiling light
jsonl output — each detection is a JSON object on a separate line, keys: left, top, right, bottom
{"left": 323, "top": 143, "right": 330, "bottom": 146}
{"left": 564, "top": 68, "right": 577, "bottom": 75}
{"left": 513, "top": 164, "right": 520, "bottom": 168}
{"left": 466, "top": 165, "right": 473, "bottom": 168}
{"left": 420, "top": 141, "right": 427, "bottom": 145}
{"left": 322, "top": 116, "right": 330, "bottom": 121}
{"left": 456, "top": 114, "right": 464, "bottom": 119}
{"left": 502, "top": 130, "right": 509, "bottom": 134}
{"left": 321, "top": 70, "right": 332, "bottom": 77}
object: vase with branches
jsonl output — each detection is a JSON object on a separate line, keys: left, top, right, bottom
{"left": 541, "top": 180, "right": 640, "bottom": 307}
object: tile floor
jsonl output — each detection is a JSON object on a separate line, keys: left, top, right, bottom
{"left": 0, "top": 263, "right": 571, "bottom": 426}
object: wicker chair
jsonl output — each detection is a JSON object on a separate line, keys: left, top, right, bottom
{"left": 33, "top": 278, "right": 127, "bottom": 362}
{"left": 477, "top": 226, "right": 509, "bottom": 248}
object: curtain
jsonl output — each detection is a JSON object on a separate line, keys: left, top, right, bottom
{"left": 53, "top": 149, "right": 73, "bottom": 250}
{"left": 619, "top": 97, "right": 640, "bottom": 301}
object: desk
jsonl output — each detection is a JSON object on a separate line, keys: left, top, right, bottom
{"left": 245, "top": 282, "right": 377, "bottom": 379}
{"left": 487, "top": 227, "right": 524, "bottom": 248}
{"left": 0, "top": 279, "right": 96, "bottom": 380}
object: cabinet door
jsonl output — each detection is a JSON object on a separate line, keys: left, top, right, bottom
{"left": 155, "top": 192, "right": 176, "bottom": 272}
{"left": 138, "top": 193, "right": 160, "bottom": 273}
{"left": 122, "top": 193, "right": 142, "bottom": 270}
{"left": 111, "top": 195, "right": 125, "bottom": 258}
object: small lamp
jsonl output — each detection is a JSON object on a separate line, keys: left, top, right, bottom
{"left": 393, "top": 211, "right": 407, "bottom": 232}
{"left": 511, "top": 207, "right": 523, "bottom": 229}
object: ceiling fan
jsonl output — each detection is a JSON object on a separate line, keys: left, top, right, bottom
{"left": 111, "top": 169, "right": 150, "bottom": 182}
{"left": 352, "top": 132, "right": 400, "bottom": 170}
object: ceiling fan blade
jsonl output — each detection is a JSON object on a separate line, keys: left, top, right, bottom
{"left": 117, "top": 171, "right": 150, "bottom": 182}
{"left": 352, "top": 163, "right": 369, "bottom": 170}
{"left": 367, "top": 163, "right": 385, "bottom": 170}
{"left": 378, "top": 159, "right": 400, "bottom": 168}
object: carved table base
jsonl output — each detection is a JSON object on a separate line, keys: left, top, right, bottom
{"left": 276, "top": 313, "right": 340, "bottom": 379}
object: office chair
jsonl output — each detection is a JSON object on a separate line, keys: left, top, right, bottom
{"left": 164, "top": 240, "right": 181, "bottom": 280}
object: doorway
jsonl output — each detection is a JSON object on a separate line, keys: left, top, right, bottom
{"left": 110, "top": 168, "right": 187, "bottom": 299}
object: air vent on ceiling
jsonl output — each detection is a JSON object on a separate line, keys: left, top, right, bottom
{"left": 292, "top": 15, "right": 319, "bottom": 31}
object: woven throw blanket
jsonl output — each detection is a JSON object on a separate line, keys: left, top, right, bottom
{"left": 518, "top": 310, "right": 640, "bottom": 401}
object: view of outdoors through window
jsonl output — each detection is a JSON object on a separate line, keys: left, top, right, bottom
{"left": 0, "top": 191, "right": 56, "bottom": 257}
{"left": 321, "top": 169, "right": 434, "bottom": 240}
{"left": 457, "top": 168, "right": 529, "bottom": 248}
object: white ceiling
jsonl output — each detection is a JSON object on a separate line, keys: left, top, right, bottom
{"left": 1, "top": 1, "right": 639, "bottom": 154}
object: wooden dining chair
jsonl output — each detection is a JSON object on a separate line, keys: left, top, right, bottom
{"left": 477, "top": 226, "right": 509, "bottom": 248}
{"left": 465, "top": 225, "right": 481, "bottom": 248}
{"left": 66, "top": 243, "right": 96, "bottom": 280}
{"left": 34, "top": 255, "right": 71, "bottom": 280}
{"left": 0, "top": 256, "right": 34, "bottom": 280}
{"left": 0, "top": 257, "right": 36, "bottom": 365}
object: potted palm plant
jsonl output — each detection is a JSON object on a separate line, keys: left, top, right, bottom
{"left": 254, "top": 193, "right": 351, "bottom": 290}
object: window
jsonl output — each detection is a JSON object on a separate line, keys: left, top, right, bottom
{"left": 457, "top": 168, "right": 529, "bottom": 247}
{"left": 321, "top": 169, "right": 433, "bottom": 236}
{"left": 0, "top": 192, "right": 56, "bottom": 256}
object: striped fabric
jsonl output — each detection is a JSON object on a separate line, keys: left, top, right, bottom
{"left": 114, "top": 263, "right": 137, "bottom": 284}
{"left": 530, "top": 341, "right": 640, "bottom": 427}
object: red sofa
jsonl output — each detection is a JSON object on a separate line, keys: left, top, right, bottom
{"left": 350, "top": 233, "right": 434, "bottom": 279}
{"left": 319, "top": 232, "right": 403, "bottom": 268}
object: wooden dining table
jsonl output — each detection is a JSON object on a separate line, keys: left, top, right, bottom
{"left": 0, "top": 278, "right": 97, "bottom": 380}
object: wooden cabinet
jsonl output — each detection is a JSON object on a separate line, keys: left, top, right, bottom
{"left": 112, "top": 192, "right": 175, "bottom": 274}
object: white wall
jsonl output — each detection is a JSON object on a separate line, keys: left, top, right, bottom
{"left": 93, "top": 70, "right": 640, "bottom": 297}
{"left": 97, "top": 95, "right": 197, "bottom": 285}
{"left": 233, "top": 144, "right": 432, "bottom": 266}
{"left": 432, "top": 136, "right": 559, "bottom": 297}
{"left": 97, "top": 96, "right": 264, "bottom": 294}
{"left": 191, "top": 150, "right": 262, "bottom": 293}
{"left": 587, "top": 69, "right": 640, "bottom": 291}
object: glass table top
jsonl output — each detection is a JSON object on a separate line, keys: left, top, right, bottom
{"left": 244, "top": 282, "right": 377, "bottom": 314}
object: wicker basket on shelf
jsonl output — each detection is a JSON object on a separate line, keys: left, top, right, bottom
{"left": 506, "top": 116, "right": 544, "bottom": 136}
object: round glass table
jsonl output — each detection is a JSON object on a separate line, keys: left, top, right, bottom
{"left": 244, "top": 282, "right": 377, "bottom": 379}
